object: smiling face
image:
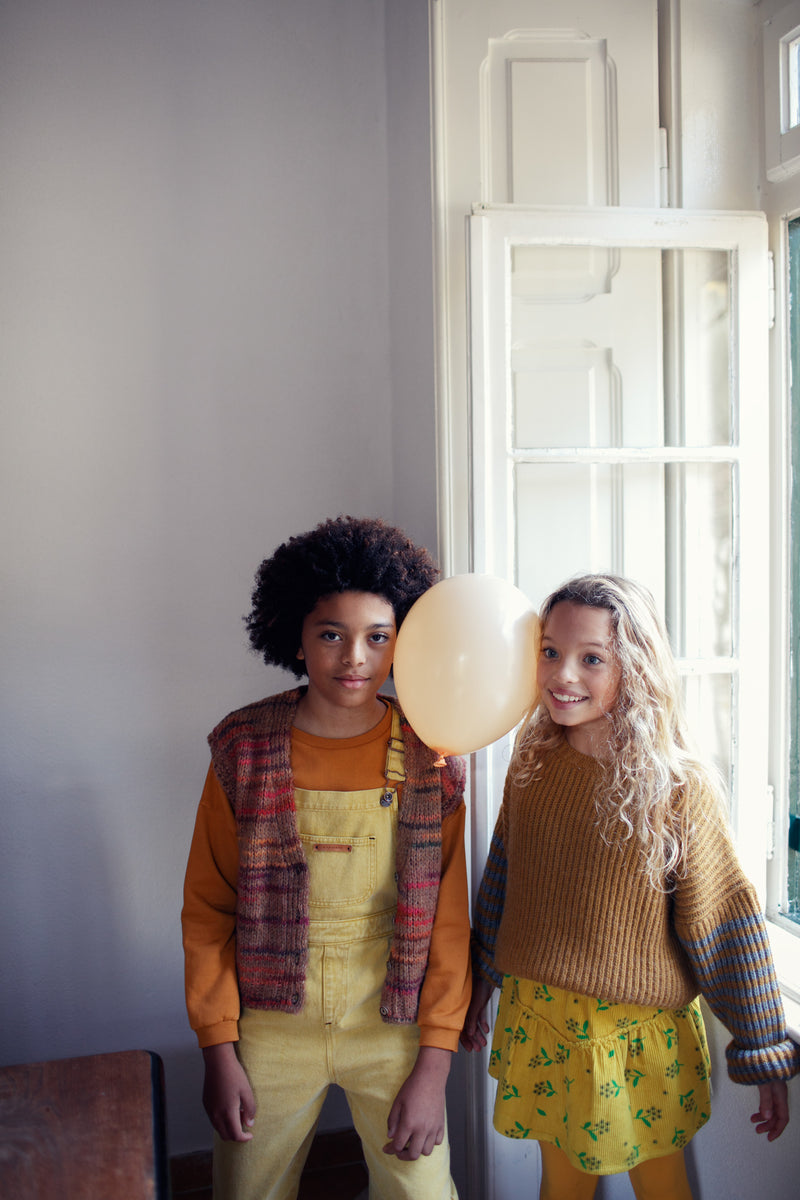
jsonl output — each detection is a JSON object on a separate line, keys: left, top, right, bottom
{"left": 295, "top": 590, "right": 397, "bottom": 735}
{"left": 536, "top": 600, "right": 621, "bottom": 758}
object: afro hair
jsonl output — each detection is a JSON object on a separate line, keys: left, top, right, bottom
{"left": 245, "top": 515, "right": 438, "bottom": 677}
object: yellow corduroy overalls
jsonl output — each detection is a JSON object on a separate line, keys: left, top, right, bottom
{"left": 213, "top": 711, "right": 457, "bottom": 1200}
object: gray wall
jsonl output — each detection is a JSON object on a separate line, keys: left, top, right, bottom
{"left": 0, "top": 0, "right": 436, "bottom": 1156}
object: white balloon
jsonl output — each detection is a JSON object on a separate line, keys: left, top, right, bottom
{"left": 393, "top": 574, "right": 539, "bottom": 758}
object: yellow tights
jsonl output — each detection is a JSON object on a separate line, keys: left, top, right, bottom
{"left": 539, "top": 1142, "right": 694, "bottom": 1200}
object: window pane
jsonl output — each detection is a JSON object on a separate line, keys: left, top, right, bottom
{"left": 674, "top": 251, "right": 732, "bottom": 447}
{"left": 510, "top": 247, "right": 732, "bottom": 449}
{"left": 787, "top": 216, "right": 800, "bottom": 925}
{"left": 683, "top": 673, "right": 734, "bottom": 798}
{"left": 789, "top": 834, "right": 800, "bottom": 924}
{"left": 790, "top": 35, "right": 800, "bottom": 130}
{"left": 515, "top": 461, "right": 733, "bottom": 661}
{"left": 668, "top": 462, "right": 733, "bottom": 660}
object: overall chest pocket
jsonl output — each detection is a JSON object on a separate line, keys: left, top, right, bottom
{"left": 300, "top": 833, "right": 377, "bottom": 907}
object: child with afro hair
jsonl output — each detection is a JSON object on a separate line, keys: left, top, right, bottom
{"left": 182, "top": 516, "right": 471, "bottom": 1200}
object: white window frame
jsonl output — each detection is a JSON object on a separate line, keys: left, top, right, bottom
{"left": 467, "top": 206, "right": 800, "bottom": 1031}
{"left": 762, "top": 2, "right": 800, "bottom": 1035}
{"left": 765, "top": 202, "right": 800, "bottom": 1032}
{"left": 764, "top": 3, "right": 800, "bottom": 182}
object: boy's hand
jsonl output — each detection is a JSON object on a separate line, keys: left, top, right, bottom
{"left": 202, "top": 1042, "right": 257, "bottom": 1142}
{"left": 383, "top": 1045, "right": 451, "bottom": 1160}
{"left": 750, "top": 1080, "right": 789, "bottom": 1141}
{"left": 459, "top": 975, "right": 494, "bottom": 1052}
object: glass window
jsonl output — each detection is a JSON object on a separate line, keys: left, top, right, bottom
{"left": 764, "top": 11, "right": 800, "bottom": 180}
{"left": 509, "top": 243, "right": 736, "bottom": 792}
{"left": 790, "top": 34, "right": 800, "bottom": 130}
{"left": 786, "top": 215, "right": 800, "bottom": 924}
{"left": 469, "top": 207, "right": 769, "bottom": 888}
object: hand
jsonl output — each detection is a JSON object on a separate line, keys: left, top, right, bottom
{"left": 202, "top": 1042, "right": 257, "bottom": 1142}
{"left": 459, "top": 975, "right": 494, "bottom": 1052}
{"left": 750, "top": 1080, "right": 789, "bottom": 1141}
{"left": 383, "top": 1045, "right": 451, "bottom": 1160}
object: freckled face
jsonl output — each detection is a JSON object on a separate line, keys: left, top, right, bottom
{"left": 536, "top": 601, "right": 621, "bottom": 757}
{"left": 297, "top": 591, "right": 396, "bottom": 720}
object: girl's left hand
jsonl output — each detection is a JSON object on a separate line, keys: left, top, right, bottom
{"left": 750, "top": 1080, "right": 789, "bottom": 1140}
{"left": 459, "top": 975, "right": 494, "bottom": 1052}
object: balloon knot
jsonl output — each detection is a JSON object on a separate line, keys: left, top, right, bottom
{"left": 433, "top": 755, "right": 447, "bottom": 768}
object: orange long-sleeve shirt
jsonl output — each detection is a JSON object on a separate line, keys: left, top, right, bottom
{"left": 182, "top": 705, "right": 471, "bottom": 1051}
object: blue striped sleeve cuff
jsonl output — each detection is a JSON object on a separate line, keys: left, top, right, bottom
{"left": 678, "top": 908, "right": 800, "bottom": 1084}
{"left": 471, "top": 827, "right": 507, "bottom": 986}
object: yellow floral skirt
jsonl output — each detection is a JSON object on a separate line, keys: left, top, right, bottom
{"left": 489, "top": 977, "right": 711, "bottom": 1175}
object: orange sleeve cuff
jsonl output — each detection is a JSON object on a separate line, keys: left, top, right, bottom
{"left": 416, "top": 804, "right": 471, "bottom": 1042}
{"left": 182, "top": 765, "right": 241, "bottom": 1046}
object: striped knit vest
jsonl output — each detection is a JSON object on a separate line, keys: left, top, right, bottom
{"left": 208, "top": 689, "right": 465, "bottom": 1022}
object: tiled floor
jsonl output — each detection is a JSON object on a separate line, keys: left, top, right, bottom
{"left": 170, "top": 1128, "right": 369, "bottom": 1200}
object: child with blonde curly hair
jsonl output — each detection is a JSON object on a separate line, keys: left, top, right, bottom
{"left": 461, "top": 574, "right": 799, "bottom": 1200}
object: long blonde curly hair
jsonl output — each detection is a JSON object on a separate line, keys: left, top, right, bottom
{"left": 512, "top": 573, "right": 727, "bottom": 891}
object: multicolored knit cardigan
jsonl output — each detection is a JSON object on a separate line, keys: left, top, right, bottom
{"left": 209, "top": 688, "right": 465, "bottom": 1023}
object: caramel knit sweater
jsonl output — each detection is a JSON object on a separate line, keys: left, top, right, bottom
{"left": 473, "top": 738, "right": 800, "bottom": 1084}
